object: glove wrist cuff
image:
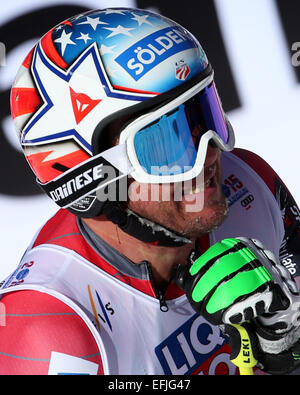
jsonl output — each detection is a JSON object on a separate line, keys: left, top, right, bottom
{"left": 257, "top": 325, "right": 300, "bottom": 354}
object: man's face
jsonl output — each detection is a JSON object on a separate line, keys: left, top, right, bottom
{"left": 127, "top": 144, "right": 228, "bottom": 240}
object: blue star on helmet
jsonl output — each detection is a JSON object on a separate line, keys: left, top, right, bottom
{"left": 76, "top": 32, "right": 92, "bottom": 45}
{"left": 103, "top": 24, "right": 135, "bottom": 38}
{"left": 21, "top": 42, "right": 155, "bottom": 154}
{"left": 51, "top": 10, "right": 163, "bottom": 67}
{"left": 78, "top": 15, "right": 108, "bottom": 31}
{"left": 104, "top": 9, "right": 127, "bottom": 15}
{"left": 54, "top": 30, "right": 76, "bottom": 56}
{"left": 130, "top": 13, "right": 153, "bottom": 26}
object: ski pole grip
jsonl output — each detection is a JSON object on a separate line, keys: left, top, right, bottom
{"left": 225, "top": 323, "right": 258, "bottom": 375}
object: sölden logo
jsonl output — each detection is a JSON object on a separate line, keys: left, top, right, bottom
{"left": 115, "top": 27, "right": 197, "bottom": 81}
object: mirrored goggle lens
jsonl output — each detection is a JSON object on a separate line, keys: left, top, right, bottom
{"left": 134, "top": 82, "right": 228, "bottom": 176}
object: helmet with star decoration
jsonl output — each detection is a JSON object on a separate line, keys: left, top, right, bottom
{"left": 11, "top": 7, "right": 220, "bottom": 219}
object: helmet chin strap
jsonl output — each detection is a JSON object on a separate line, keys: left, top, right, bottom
{"left": 102, "top": 201, "right": 192, "bottom": 247}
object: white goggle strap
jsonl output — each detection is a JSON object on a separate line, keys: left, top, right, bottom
{"left": 39, "top": 144, "right": 133, "bottom": 209}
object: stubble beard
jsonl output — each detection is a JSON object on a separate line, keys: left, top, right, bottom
{"left": 127, "top": 183, "right": 229, "bottom": 241}
{"left": 177, "top": 193, "right": 229, "bottom": 239}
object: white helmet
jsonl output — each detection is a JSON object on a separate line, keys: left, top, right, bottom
{"left": 11, "top": 8, "right": 234, "bottom": 246}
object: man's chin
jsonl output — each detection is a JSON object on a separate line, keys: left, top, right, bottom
{"left": 127, "top": 190, "right": 228, "bottom": 242}
{"left": 179, "top": 199, "right": 229, "bottom": 240}
{"left": 174, "top": 180, "right": 229, "bottom": 239}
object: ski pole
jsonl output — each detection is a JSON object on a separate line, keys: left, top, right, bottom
{"left": 226, "top": 323, "right": 258, "bottom": 375}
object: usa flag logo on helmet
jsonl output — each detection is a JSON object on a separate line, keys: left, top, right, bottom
{"left": 175, "top": 59, "right": 191, "bottom": 81}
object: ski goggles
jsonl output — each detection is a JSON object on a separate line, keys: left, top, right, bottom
{"left": 119, "top": 74, "right": 235, "bottom": 184}
{"left": 40, "top": 74, "right": 235, "bottom": 210}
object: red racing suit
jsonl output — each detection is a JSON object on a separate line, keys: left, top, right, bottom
{"left": 0, "top": 149, "right": 300, "bottom": 375}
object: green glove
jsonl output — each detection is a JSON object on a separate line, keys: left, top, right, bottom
{"left": 175, "top": 237, "right": 300, "bottom": 374}
{"left": 176, "top": 237, "right": 292, "bottom": 325}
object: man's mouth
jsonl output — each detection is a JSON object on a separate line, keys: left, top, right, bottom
{"left": 184, "top": 162, "right": 217, "bottom": 195}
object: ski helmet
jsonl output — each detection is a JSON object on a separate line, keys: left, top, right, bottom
{"left": 11, "top": 8, "right": 234, "bottom": 246}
